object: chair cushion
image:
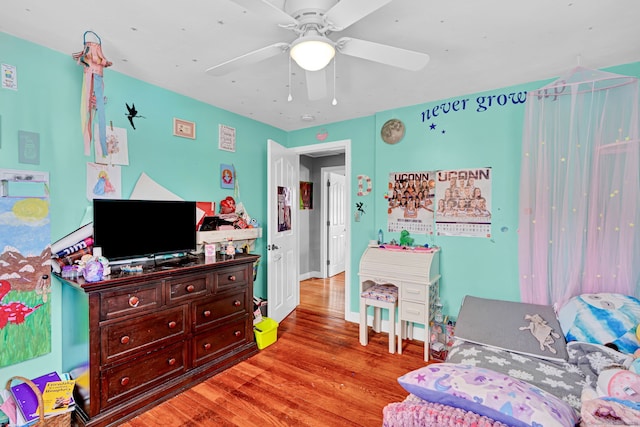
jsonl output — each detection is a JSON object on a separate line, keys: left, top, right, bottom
{"left": 361, "top": 284, "right": 397, "bottom": 303}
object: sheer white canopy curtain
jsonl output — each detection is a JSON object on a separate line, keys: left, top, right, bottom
{"left": 519, "top": 67, "right": 640, "bottom": 308}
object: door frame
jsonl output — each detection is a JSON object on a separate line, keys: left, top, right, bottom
{"left": 321, "top": 166, "right": 345, "bottom": 279}
{"left": 292, "top": 140, "right": 351, "bottom": 321}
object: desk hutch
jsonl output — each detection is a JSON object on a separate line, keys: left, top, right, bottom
{"left": 358, "top": 247, "right": 440, "bottom": 361}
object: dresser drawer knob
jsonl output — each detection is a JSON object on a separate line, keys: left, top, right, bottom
{"left": 128, "top": 296, "right": 140, "bottom": 307}
{"left": 120, "top": 377, "right": 130, "bottom": 386}
{"left": 203, "top": 310, "right": 211, "bottom": 318}
{"left": 203, "top": 343, "right": 211, "bottom": 350}
{"left": 228, "top": 275, "right": 236, "bottom": 281}
{"left": 233, "top": 300, "right": 241, "bottom": 307}
{"left": 186, "top": 284, "right": 195, "bottom": 292}
{"left": 167, "top": 358, "right": 176, "bottom": 366}
{"left": 234, "top": 330, "right": 241, "bottom": 337}
{"left": 120, "top": 336, "right": 130, "bottom": 345}
{"left": 168, "top": 321, "right": 177, "bottom": 329}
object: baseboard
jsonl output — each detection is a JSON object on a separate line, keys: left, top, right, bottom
{"left": 299, "top": 271, "right": 323, "bottom": 281}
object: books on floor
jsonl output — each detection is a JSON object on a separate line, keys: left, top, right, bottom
{"left": 10, "top": 371, "right": 75, "bottom": 425}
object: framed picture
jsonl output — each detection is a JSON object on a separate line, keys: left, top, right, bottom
{"left": 300, "top": 181, "right": 313, "bottom": 209}
{"left": 173, "top": 118, "right": 196, "bottom": 139}
{"left": 220, "top": 164, "right": 234, "bottom": 189}
{"left": 219, "top": 124, "right": 236, "bottom": 152}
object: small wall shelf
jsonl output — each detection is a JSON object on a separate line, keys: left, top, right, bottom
{"left": 196, "top": 228, "right": 262, "bottom": 252}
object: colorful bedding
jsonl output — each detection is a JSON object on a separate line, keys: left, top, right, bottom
{"left": 383, "top": 293, "right": 640, "bottom": 426}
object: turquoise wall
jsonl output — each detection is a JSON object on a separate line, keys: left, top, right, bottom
{"left": 2, "top": 30, "right": 639, "bottom": 385}
{"left": 0, "top": 32, "right": 285, "bottom": 385}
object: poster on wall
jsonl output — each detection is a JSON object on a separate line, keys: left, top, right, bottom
{"left": 86, "top": 163, "right": 122, "bottom": 200}
{"left": 435, "top": 167, "right": 492, "bottom": 237}
{"left": 277, "top": 186, "right": 292, "bottom": 232}
{"left": 220, "top": 164, "right": 234, "bottom": 189}
{"left": 300, "top": 181, "right": 313, "bottom": 209}
{"left": 0, "top": 168, "right": 51, "bottom": 367}
{"left": 94, "top": 125, "right": 129, "bottom": 165}
{"left": 219, "top": 124, "right": 236, "bottom": 152}
{"left": 387, "top": 171, "right": 436, "bottom": 235}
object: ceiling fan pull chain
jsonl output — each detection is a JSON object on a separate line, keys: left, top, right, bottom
{"left": 288, "top": 55, "right": 293, "bottom": 102}
{"left": 332, "top": 55, "right": 338, "bottom": 106}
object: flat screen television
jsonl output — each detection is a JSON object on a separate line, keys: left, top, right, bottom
{"left": 93, "top": 199, "right": 197, "bottom": 262}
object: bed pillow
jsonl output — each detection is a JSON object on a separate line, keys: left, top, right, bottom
{"left": 397, "top": 363, "right": 579, "bottom": 427}
{"left": 454, "top": 295, "right": 568, "bottom": 362}
{"left": 558, "top": 293, "right": 640, "bottom": 354}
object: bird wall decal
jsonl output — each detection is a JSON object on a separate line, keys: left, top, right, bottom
{"left": 125, "top": 103, "right": 145, "bottom": 129}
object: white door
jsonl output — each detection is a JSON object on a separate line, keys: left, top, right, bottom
{"left": 327, "top": 172, "right": 346, "bottom": 277}
{"left": 267, "top": 139, "right": 299, "bottom": 323}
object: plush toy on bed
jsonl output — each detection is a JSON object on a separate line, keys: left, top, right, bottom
{"left": 558, "top": 293, "right": 640, "bottom": 355}
{"left": 520, "top": 313, "right": 562, "bottom": 354}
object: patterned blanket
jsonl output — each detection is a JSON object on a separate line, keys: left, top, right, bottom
{"left": 447, "top": 339, "right": 586, "bottom": 411}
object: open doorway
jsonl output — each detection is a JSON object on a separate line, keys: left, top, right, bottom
{"left": 293, "top": 140, "right": 351, "bottom": 321}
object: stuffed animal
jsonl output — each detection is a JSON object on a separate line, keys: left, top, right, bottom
{"left": 597, "top": 368, "right": 640, "bottom": 402}
{"left": 399, "top": 230, "right": 414, "bottom": 247}
{"left": 559, "top": 293, "right": 640, "bottom": 355}
{"left": 220, "top": 196, "right": 236, "bottom": 214}
{"left": 520, "top": 313, "right": 561, "bottom": 354}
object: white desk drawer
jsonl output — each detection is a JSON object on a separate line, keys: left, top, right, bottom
{"left": 401, "top": 301, "right": 426, "bottom": 323}
{"left": 401, "top": 283, "right": 428, "bottom": 303}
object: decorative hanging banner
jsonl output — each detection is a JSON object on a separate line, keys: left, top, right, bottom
{"left": 72, "top": 31, "right": 112, "bottom": 156}
{"left": 435, "top": 167, "right": 492, "bottom": 238}
{"left": 387, "top": 171, "right": 435, "bottom": 235}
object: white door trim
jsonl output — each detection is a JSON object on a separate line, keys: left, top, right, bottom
{"left": 321, "top": 167, "right": 345, "bottom": 278}
{"left": 292, "top": 140, "right": 351, "bottom": 321}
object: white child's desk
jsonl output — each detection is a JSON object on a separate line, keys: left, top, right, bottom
{"left": 358, "top": 246, "right": 441, "bottom": 361}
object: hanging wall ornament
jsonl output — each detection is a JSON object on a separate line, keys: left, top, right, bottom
{"left": 381, "top": 119, "right": 405, "bottom": 144}
{"left": 356, "top": 175, "right": 372, "bottom": 196}
{"left": 72, "top": 31, "right": 112, "bottom": 156}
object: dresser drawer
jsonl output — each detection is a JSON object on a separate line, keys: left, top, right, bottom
{"left": 193, "top": 317, "right": 248, "bottom": 367}
{"left": 401, "top": 301, "right": 426, "bottom": 323}
{"left": 214, "top": 265, "right": 248, "bottom": 291}
{"left": 193, "top": 289, "right": 248, "bottom": 330}
{"left": 167, "top": 273, "right": 209, "bottom": 304}
{"left": 100, "top": 281, "right": 163, "bottom": 321}
{"left": 101, "top": 341, "right": 187, "bottom": 409}
{"left": 101, "top": 306, "right": 187, "bottom": 364}
{"left": 400, "top": 283, "right": 429, "bottom": 303}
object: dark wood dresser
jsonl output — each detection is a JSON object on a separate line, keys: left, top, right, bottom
{"left": 57, "top": 253, "right": 260, "bottom": 427}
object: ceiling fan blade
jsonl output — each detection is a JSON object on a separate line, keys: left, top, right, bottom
{"left": 337, "top": 37, "right": 429, "bottom": 71}
{"left": 325, "top": 0, "right": 392, "bottom": 30}
{"left": 305, "top": 69, "right": 327, "bottom": 101}
{"left": 206, "top": 42, "right": 289, "bottom": 76}
{"left": 230, "top": 0, "right": 298, "bottom": 26}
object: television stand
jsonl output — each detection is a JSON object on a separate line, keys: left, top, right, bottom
{"left": 57, "top": 253, "right": 260, "bottom": 427}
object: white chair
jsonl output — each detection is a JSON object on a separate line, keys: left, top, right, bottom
{"left": 359, "top": 283, "right": 398, "bottom": 353}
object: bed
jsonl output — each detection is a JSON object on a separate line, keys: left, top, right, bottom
{"left": 383, "top": 293, "right": 640, "bottom": 427}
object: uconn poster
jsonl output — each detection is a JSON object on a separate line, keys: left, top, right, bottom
{"left": 387, "top": 171, "right": 436, "bottom": 235}
{"left": 435, "top": 167, "right": 492, "bottom": 238}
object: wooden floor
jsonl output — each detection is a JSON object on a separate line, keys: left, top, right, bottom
{"left": 121, "top": 273, "right": 427, "bottom": 427}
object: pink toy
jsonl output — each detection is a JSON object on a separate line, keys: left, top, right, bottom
{"left": 220, "top": 196, "right": 236, "bottom": 214}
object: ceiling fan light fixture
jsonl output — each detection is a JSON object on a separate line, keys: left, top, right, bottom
{"left": 290, "top": 35, "right": 335, "bottom": 71}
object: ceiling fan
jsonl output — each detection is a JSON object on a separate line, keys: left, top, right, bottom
{"left": 206, "top": 0, "right": 430, "bottom": 101}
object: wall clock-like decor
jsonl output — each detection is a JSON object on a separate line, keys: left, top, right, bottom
{"left": 381, "top": 119, "right": 405, "bottom": 144}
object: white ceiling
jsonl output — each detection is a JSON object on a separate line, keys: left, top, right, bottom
{"left": 2, "top": 0, "right": 639, "bottom": 131}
